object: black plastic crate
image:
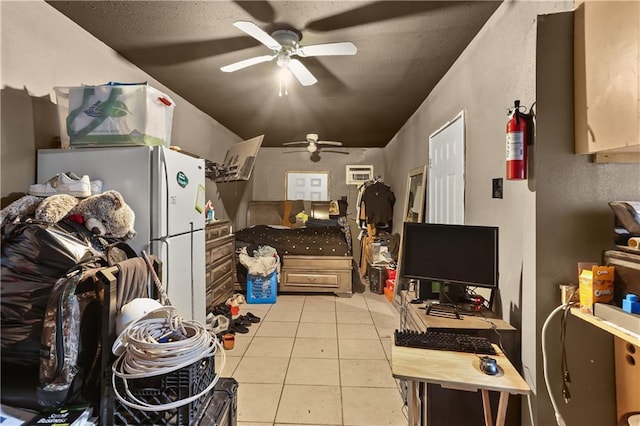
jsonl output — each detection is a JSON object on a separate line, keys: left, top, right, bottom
{"left": 113, "top": 356, "right": 215, "bottom": 425}
{"left": 193, "top": 377, "right": 238, "bottom": 426}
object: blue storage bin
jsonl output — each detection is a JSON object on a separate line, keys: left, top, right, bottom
{"left": 247, "top": 272, "right": 277, "bottom": 304}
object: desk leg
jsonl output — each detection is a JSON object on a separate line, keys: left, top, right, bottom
{"left": 481, "top": 389, "right": 493, "bottom": 426}
{"left": 495, "top": 392, "right": 509, "bottom": 426}
{"left": 421, "top": 382, "right": 428, "bottom": 425}
{"left": 407, "top": 380, "right": 420, "bottom": 426}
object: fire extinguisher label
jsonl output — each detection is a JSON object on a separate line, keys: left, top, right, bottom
{"left": 506, "top": 131, "right": 524, "bottom": 160}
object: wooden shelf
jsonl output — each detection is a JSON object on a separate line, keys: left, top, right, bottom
{"left": 570, "top": 307, "right": 640, "bottom": 346}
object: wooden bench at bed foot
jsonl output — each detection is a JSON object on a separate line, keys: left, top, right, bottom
{"left": 280, "top": 255, "right": 353, "bottom": 297}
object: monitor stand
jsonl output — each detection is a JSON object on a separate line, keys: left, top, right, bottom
{"left": 425, "top": 303, "right": 461, "bottom": 320}
{"left": 425, "top": 282, "right": 466, "bottom": 319}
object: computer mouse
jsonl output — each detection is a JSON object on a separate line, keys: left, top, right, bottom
{"left": 480, "top": 356, "right": 499, "bottom": 375}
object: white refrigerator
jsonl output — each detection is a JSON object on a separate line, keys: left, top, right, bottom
{"left": 37, "top": 146, "right": 206, "bottom": 324}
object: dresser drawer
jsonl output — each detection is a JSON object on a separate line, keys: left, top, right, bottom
{"left": 209, "top": 257, "right": 234, "bottom": 284}
{"left": 205, "top": 220, "right": 231, "bottom": 241}
{"left": 283, "top": 271, "right": 340, "bottom": 288}
{"left": 282, "top": 255, "right": 352, "bottom": 271}
{"left": 206, "top": 235, "right": 234, "bottom": 266}
{"left": 211, "top": 273, "right": 234, "bottom": 309}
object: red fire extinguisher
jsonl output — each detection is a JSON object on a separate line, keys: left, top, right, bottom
{"left": 506, "top": 100, "right": 533, "bottom": 180}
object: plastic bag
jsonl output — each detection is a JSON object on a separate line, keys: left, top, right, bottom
{"left": 1, "top": 220, "right": 102, "bottom": 366}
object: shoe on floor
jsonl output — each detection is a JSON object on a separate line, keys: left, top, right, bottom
{"left": 230, "top": 319, "right": 249, "bottom": 334}
{"left": 235, "top": 316, "right": 251, "bottom": 327}
{"left": 66, "top": 171, "right": 103, "bottom": 194}
{"left": 245, "top": 312, "right": 261, "bottom": 323}
{"left": 29, "top": 173, "right": 91, "bottom": 198}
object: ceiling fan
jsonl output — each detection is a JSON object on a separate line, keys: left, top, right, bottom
{"left": 283, "top": 133, "right": 345, "bottom": 153}
{"left": 220, "top": 21, "right": 357, "bottom": 87}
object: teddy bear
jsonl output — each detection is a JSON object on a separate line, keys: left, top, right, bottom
{"left": 72, "top": 190, "right": 136, "bottom": 240}
{"left": 1, "top": 190, "right": 136, "bottom": 240}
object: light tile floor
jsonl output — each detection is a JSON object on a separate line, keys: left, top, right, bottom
{"left": 215, "top": 289, "right": 407, "bottom": 426}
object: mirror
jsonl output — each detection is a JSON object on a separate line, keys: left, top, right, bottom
{"left": 403, "top": 166, "right": 427, "bottom": 223}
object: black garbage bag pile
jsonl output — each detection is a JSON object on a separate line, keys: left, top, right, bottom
{"left": 1, "top": 218, "right": 103, "bottom": 366}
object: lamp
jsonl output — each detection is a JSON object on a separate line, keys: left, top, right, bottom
{"left": 306, "top": 142, "right": 318, "bottom": 153}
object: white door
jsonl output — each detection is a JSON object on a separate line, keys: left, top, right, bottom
{"left": 428, "top": 111, "right": 465, "bottom": 225}
{"left": 286, "top": 172, "right": 329, "bottom": 201}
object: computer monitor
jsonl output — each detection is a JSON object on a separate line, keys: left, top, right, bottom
{"left": 212, "top": 135, "right": 263, "bottom": 182}
{"left": 400, "top": 222, "right": 499, "bottom": 306}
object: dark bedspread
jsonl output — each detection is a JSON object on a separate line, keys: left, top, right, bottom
{"left": 234, "top": 225, "right": 350, "bottom": 256}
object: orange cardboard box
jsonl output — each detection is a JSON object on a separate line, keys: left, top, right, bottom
{"left": 579, "top": 266, "right": 614, "bottom": 314}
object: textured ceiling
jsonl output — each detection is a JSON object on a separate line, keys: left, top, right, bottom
{"left": 47, "top": 1, "right": 501, "bottom": 148}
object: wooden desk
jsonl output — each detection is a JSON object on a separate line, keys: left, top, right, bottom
{"left": 392, "top": 344, "right": 530, "bottom": 426}
{"left": 401, "top": 291, "right": 515, "bottom": 334}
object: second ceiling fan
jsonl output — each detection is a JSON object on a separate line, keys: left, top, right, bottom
{"left": 283, "top": 133, "right": 344, "bottom": 153}
{"left": 220, "top": 21, "right": 357, "bottom": 87}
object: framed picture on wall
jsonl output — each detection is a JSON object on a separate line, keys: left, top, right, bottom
{"left": 403, "top": 166, "right": 427, "bottom": 223}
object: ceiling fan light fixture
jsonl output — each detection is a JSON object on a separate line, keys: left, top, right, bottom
{"left": 278, "top": 67, "right": 290, "bottom": 97}
{"left": 222, "top": 20, "right": 356, "bottom": 89}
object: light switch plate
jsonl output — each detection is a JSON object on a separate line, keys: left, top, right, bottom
{"left": 492, "top": 178, "right": 503, "bottom": 199}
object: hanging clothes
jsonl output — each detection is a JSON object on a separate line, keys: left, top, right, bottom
{"left": 361, "top": 180, "right": 395, "bottom": 228}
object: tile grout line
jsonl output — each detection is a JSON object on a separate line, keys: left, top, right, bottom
{"left": 271, "top": 296, "right": 304, "bottom": 425}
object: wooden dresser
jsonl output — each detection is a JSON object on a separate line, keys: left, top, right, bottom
{"left": 205, "top": 220, "right": 235, "bottom": 313}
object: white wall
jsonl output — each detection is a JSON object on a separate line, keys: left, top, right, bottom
{"left": 0, "top": 1, "right": 243, "bottom": 220}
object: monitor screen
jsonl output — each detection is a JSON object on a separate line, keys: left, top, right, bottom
{"left": 400, "top": 222, "right": 498, "bottom": 289}
{"left": 214, "top": 135, "right": 263, "bottom": 182}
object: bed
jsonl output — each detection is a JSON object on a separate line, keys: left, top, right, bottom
{"left": 235, "top": 201, "right": 353, "bottom": 297}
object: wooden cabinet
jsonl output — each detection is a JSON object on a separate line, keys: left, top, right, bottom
{"left": 574, "top": 1, "right": 640, "bottom": 162}
{"left": 205, "top": 220, "right": 235, "bottom": 313}
{"left": 280, "top": 255, "right": 352, "bottom": 297}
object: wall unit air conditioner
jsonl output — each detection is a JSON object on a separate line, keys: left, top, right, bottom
{"left": 346, "top": 165, "right": 374, "bottom": 185}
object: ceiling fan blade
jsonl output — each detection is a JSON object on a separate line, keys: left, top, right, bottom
{"left": 317, "top": 141, "right": 343, "bottom": 146}
{"left": 297, "top": 42, "right": 357, "bottom": 57}
{"left": 220, "top": 54, "right": 275, "bottom": 72}
{"left": 283, "top": 141, "right": 307, "bottom": 146}
{"left": 233, "top": 20, "right": 281, "bottom": 51}
{"left": 287, "top": 59, "right": 318, "bottom": 86}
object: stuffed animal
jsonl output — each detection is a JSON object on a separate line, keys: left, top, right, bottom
{"left": 73, "top": 190, "right": 136, "bottom": 239}
{"left": 35, "top": 194, "right": 78, "bottom": 223}
{"left": 0, "top": 195, "right": 42, "bottom": 224}
{"left": 1, "top": 190, "right": 136, "bottom": 240}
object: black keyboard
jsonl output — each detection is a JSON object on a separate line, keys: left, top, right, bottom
{"left": 394, "top": 330, "right": 496, "bottom": 355}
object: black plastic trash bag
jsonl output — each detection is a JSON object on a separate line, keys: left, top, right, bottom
{"left": 1, "top": 219, "right": 101, "bottom": 366}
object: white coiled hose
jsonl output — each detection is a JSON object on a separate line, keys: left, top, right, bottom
{"left": 112, "top": 313, "right": 225, "bottom": 412}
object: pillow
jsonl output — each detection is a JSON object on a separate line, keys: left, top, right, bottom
{"left": 281, "top": 200, "right": 294, "bottom": 226}
{"left": 268, "top": 224, "right": 291, "bottom": 229}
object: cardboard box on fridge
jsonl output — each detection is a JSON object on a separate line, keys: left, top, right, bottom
{"left": 55, "top": 83, "right": 174, "bottom": 148}
{"left": 579, "top": 265, "right": 615, "bottom": 314}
